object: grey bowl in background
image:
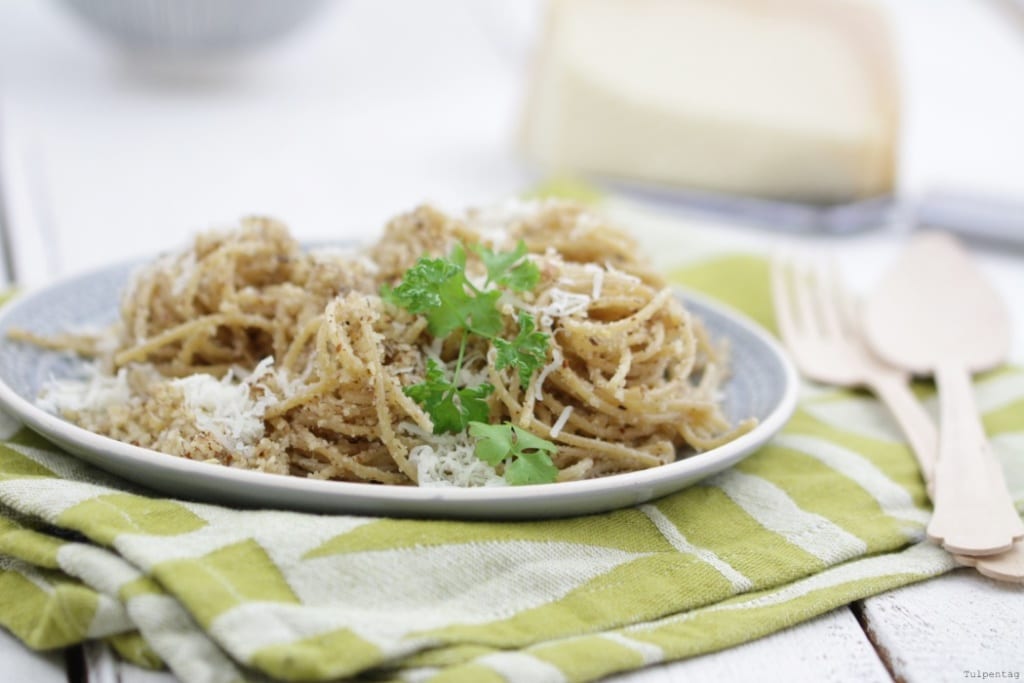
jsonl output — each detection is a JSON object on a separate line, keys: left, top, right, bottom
{"left": 54, "top": 0, "right": 330, "bottom": 54}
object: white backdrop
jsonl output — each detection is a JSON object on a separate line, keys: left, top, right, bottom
{"left": 0, "top": 0, "right": 1023, "bottom": 286}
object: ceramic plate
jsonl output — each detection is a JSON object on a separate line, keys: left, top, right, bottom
{"left": 0, "top": 260, "right": 798, "bottom": 519}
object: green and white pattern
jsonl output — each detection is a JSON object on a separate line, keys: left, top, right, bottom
{"left": 1, "top": 250, "right": 1022, "bottom": 683}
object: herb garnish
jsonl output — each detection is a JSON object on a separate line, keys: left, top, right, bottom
{"left": 402, "top": 358, "right": 493, "bottom": 434}
{"left": 381, "top": 241, "right": 558, "bottom": 484}
{"left": 469, "top": 421, "right": 559, "bottom": 485}
{"left": 494, "top": 310, "right": 550, "bottom": 390}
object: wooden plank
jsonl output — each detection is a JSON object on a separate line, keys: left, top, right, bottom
{"left": 858, "top": 570, "right": 1024, "bottom": 683}
{"left": 615, "top": 607, "right": 891, "bottom": 683}
{"left": 0, "top": 627, "right": 66, "bottom": 682}
{"left": 89, "top": 608, "right": 887, "bottom": 682}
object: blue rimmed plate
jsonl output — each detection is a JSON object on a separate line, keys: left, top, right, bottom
{"left": 0, "top": 260, "right": 797, "bottom": 519}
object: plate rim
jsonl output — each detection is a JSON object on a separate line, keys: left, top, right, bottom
{"left": 0, "top": 261, "right": 798, "bottom": 517}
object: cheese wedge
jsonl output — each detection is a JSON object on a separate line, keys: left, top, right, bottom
{"left": 521, "top": 0, "right": 900, "bottom": 204}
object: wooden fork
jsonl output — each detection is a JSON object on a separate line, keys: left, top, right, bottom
{"left": 771, "top": 254, "right": 1024, "bottom": 583}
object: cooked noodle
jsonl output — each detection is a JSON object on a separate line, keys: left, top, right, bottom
{"left": 12, "top": 201, "right": 756, "bottom": 486}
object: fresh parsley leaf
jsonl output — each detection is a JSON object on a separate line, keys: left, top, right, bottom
{"left": 403, "top": 358, "right": 455, "bottom": 430}
{"left": 456, "top": 383, "right": 495, "bottom": 428}
{"left": 381, "top": 249, "right": 506, "bottom": 339}
{"left": 449, "top": 242, "right": 467, "bottom": 268}
{"left": 505, "top": 451, "right": 560, "bottom": 486}
{"left": 424, "top": 275, "right": 475, "bottom": 338}
{"left": 502, "top": 260, "right": 541, "bottom": 293}
{"left": 381, "top": 256, "right": 462, "bottom": 316}
{"left": 494, "top": 312, "right": 550, "bottom": 389}
{"left": 468, "top": 421, "right": 558, "bottom": 485}
{"left": 510, "top": 425, "right": 559, "bottom": 455}
{"left": 425, "top": 398, "right": 470, "bottom": 435}
{"left": 474, "top": 241, "right": 540, "bottom": 292}
{"left": 382, "top": 258, "right": 469, "bottom": 336}
{"left": 405, "top": 359, "right": 494, "bottom": 434}
{"left": 462, "top": 289, "right": 504, "bottom": 338}
{"left": 467, "top": 421, "right": 514, "bottom": 466}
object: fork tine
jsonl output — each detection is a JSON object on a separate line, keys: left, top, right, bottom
{"left": 815, "top": 257, "right": 844, "bottom": 339}
{"left": 790, "top": 256, "right": 822, "bottom": 340}
{"left": 770, "top": 253, "right": 801, "bottom": 347}
{"left": 832, "top": 269, "right": 862, "bottom": 338}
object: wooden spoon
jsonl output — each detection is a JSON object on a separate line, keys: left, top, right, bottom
{"left": 869, "top": 372, "right": 1024, "bottom": 581}
{"left": 955, "top": 545, "right": 1024, "bottom": 583}
{"left": 864, "top": 232, "right": 1023, "bottom": 556}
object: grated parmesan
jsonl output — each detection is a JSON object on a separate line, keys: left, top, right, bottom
{"left": 403, "top": 424, "right": 507, "bottom": 487}
{"left": 166, "top": 357, "right": 277, "bottom": 456}
{"left": 604, "top": 261, "right": 641, "bottom": 283}
{"left": 568, "top": 210, "right": 603, "bottom": 240}
{"left": 462, "top": 198, "right": 549, "bottom": 245}
{"left": 38, "top": 362, "right": 132, "bottom": 415}
{"left": 538, "top": 288, "right": 591, "bottom": 319}
{"left": 534, "top": 346, "right": 564, "bottom": 401}
{"left": 455, "top": 362, "right": 491, "bottom": 388}
{"left": 550, "top": 405, "right": 573, "bottom": 438}
{"left": 584, "top": 263, "right": 604, "bottom": 300}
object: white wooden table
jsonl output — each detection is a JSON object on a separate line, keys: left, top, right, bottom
{"left": 1, "top": 1, "right": 1022, "bottom": 681}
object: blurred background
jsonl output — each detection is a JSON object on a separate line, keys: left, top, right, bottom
{"left": 0, "top": 0, "right": 1022, "bottom": 285}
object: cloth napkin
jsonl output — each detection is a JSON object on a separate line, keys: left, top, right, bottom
{"left": 2, "top": 213, "right": 1023, "bottom": 683}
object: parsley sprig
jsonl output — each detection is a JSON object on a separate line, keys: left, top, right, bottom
{"left": 494, "top": 310, "right": 550, "bottom": 390}
{"left": 469, "top": 421, "right": 559, "bottom": 485}
{"left": 381, "top": 244, "right": 502, "bottom": 339}
{"left": 473, "top": 241, "right": 541, "bottom": 292}
{"left": 381, "top": 241, "right": 558, "bottom": 484}
{"left": 402, "top": 357, "right": 493, "bottom": 434}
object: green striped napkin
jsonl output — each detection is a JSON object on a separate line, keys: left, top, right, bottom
{"left": 1, "top": 249, "right": 1023, "bottom": 683}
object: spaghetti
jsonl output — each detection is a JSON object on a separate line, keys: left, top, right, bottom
{"left": 15, "top": 201, "right": 756, "bottom": 487}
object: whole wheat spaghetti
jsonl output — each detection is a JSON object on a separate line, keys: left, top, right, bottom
{"left": 13, "top": 201, "right": 755, "bottom": 487}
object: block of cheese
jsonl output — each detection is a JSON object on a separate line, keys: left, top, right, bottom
{"left": 520, "top": 0, "right": 900, "bottom": 204}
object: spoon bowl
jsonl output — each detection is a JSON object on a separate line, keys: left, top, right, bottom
{"left": 864, "top": 232, "right": 1009, "bottom": 374}
{"left": 864, "top": 232, "right": 1022, "bottom": 556}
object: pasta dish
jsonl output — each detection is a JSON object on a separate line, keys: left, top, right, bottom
{"left": 12, "top": 201, "right": 755, "bottom": 487}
